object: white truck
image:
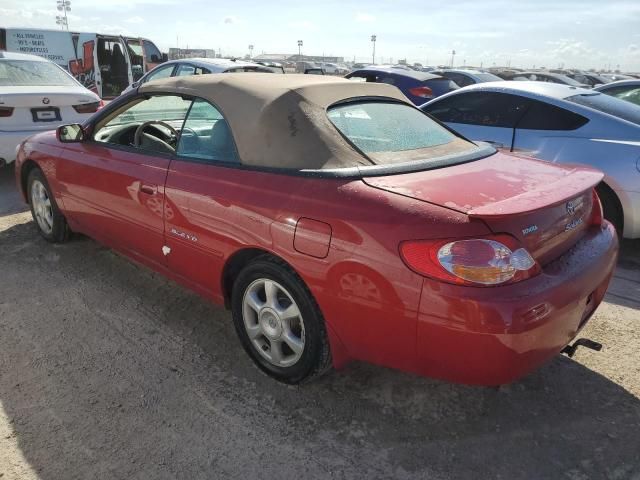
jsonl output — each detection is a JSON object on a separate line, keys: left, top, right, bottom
{"left": 0, "top": 27, "right": 166, "bottom": 98}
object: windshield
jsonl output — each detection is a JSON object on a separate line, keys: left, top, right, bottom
{"left": 0, "top": 59, "right": 78, "bottom": 87}
{"left": 566, "top": 92, "right": 640, "bottom": 126}
{"left": 328, "top": 101, "right": 479, "bottom": 164}
{"left": 106, "top": 95, "right": 192, "bottom": 127}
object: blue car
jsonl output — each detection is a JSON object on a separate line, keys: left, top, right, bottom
{"left": 346, "top": 66, "right": 459, "bottom": 105}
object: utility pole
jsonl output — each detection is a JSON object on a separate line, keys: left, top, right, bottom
{"left": 248, "top": 44, "right": 254, "bottom": 59}
{"left": 297, "top": 40, "right": 303, "bottom": 60}
{"left": 450, "top": 49, "right": 456, "bottom": 67}
{"left": 56, "top": 0, "right": 70, "bottom": 30}
{"left": 371, "top": 35, "right": 377, "bottom": 65}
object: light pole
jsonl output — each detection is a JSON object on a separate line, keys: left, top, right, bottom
{"left": 450, "top": 49, "right": 456, "bottom": 67}
{"left": 371, "top": 35, "right": 377, "bottom": 65}
{"left": 56, "top": 0, "right": 70, "bottom": 30}
{"left": 248, "top": 44, "right": 254, "bottom": 59}
{"left": 297, "top": 40, "right": 303, "bottom": 60}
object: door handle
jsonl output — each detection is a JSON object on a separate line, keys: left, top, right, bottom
{"left": 140, "top": 184, "right": 157, "bottom": 195}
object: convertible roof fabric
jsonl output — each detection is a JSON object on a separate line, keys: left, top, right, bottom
{"left": 139, "top": 73, "right": 410, "bottom": 170}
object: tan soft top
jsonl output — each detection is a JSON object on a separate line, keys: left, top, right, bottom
{"left": 139, "top": 73, "right": 410, "bottom": 170}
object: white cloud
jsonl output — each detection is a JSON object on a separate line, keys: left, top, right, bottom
{"left": 223, "top": 15, "right": 237, "bottom": 25}
{"left": 125, "top": 16, "right": 144, "bottom": 24}
{"left": 355, "top": 12, "right": 375, "bottom": 23}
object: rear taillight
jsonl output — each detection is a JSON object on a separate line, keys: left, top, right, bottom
{"left": 0, "top": 106, "right": 14, "bottom": 117}
{"left": 73, "top": 101, "right": 102, "bottom": 114}
{"left": 400, "top": 234, "right": 540, "bottom": 286}
{"left": 408, "top": 86, "right": 433, "bottom": 99}
{"left": 590, "top": 189, "right": 603, "bottom": 227}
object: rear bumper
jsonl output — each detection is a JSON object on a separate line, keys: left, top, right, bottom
{"left": 415, "top": 222, "right": 618, "bottom": 385}
{"left": 0, "top": 130, "right": 35, "bottom": 164}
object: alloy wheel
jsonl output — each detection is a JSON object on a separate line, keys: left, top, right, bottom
{"left": 242, "top": 278, "right": 306, "bottom": 368}
{"left": 31, "top": 180, "right": 54, "bottom": 235}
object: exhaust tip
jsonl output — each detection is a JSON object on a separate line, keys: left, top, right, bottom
{"left": 561, "top": 338, "right": 602, "bottom": 358}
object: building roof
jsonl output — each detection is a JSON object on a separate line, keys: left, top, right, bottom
{"left": 139, "top": 73, "right": 409, "bottom": 170}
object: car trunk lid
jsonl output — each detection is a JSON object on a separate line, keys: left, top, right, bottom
{"left": 0, "top": 86, "right": 98, "bottom": 132}
{"left": 362, "top": 152, "right": 603, "bottom": 264}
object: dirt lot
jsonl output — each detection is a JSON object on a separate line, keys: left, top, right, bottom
{"left": 0, "top": 164, "right": 639, "bottom": 480}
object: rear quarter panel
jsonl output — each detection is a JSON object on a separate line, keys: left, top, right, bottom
{"left": 164, "top": 163, "right": 489, "bottom": 372}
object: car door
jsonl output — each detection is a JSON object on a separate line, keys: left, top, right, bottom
{"left": 56, "top": 93, "right": 192, "bottom": 267}
{"left": 424, "top": 91, "right": 530, "bottom": 150}
{"left": 163, "top": 98, "right": 259, "bottom": 298}
{"left": 512, "top": 99, "right": 590, "bottom": 157}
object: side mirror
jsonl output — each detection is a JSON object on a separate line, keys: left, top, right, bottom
{"left": 57, "top": 124, "right": 85, "bottom": 143}
{"left": 161, "top": 53, "right": 168, "bottom": 62}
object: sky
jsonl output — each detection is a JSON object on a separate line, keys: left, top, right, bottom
{"left": 2, "top": 0, "right": 640, "bottom": 71}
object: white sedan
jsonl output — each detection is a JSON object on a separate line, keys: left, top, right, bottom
{"left": 421, "top": 82, "right": 640, "bottom": 239}
{"left": 0, "top": 51, "right": 101, "bottom": 167}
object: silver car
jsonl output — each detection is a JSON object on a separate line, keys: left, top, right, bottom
{"left": 422, "top": 81, "right": 640, "bottom": 238}
{"left": 122, "top": 58, "right": 275, "bottom": 94}
{"left": 595, "top": 80, "right": 640, "bottom": 107}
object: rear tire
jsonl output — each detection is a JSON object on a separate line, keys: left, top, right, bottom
{"left": 596, "top": 183, "right": 623, "bottom": 235}
{"left": 27, "top": 168, "right": 69, "bottom": 243}
{"left": 231, "top": 255, "right": 332, "bottom": 384}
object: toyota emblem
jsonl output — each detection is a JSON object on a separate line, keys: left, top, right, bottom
{"left": 42, "top": 97, "right": 50, "bottom": 105}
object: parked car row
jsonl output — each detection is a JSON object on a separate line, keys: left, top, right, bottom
{"left": 13, "top": 73, "right": 619, "bottom": 387}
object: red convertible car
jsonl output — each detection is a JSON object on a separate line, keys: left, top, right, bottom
{"left": 15, "top": 74, "right": 618, "bottom": 385}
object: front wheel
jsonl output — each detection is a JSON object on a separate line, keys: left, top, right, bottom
{"left": 231, "top": 256, "right": 332, "bottom": 384}
{"left": 27, "top": 168, "right": 69, "bottom": 243}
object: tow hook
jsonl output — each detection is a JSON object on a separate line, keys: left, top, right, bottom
{"left": 561, "top": 338, "right": 603, "bottom": 358}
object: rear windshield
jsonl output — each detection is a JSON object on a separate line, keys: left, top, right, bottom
{"left": 0, "top": 60, "right": 78, "bottom": 87}
{"left": 566, "top": 92, "right": 640, "bottom": 126}
{"left": 327, "top": 101, "right": 479, "bottom": 164}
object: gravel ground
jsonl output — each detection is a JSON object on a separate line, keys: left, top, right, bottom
{"left": 1, "top": 164, "right": 639, "bottom": 480}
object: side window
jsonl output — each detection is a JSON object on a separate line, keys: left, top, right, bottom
{"left": 177, "top": 98, "right": 239, "bottom": 163}
{"left": 572, "top": 74, "right": 588, "bottom": 85}
{"left": 93, "top": 95, "right": 192, "bottom": 154}
{"left": 446, "top": 73, "right": 470, "bottom": 87}
{"left": 194, "top": 67, "right": 210, "bottom": 75}
{"left": 176, "top": 64, "right": 196, "bottom": 76}
{"left": 606, "top": 86, "right": 640, "bottom": 97}
{"left": 142, "top": 40, "right": 163, "bottom": 63}
{"left": 425, "top": 92, "right": 530, "bottom": 127}
{"left": 517, "top": 100, "right": 589, "bottom": 131}
{"left": 380, "top": 76, "right": 396, "bottom": 85}
{"left": 144, "top": 64, "right": 174, "bottom": 83}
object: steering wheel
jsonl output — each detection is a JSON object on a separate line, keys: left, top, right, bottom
{"left": 133, "top": 121, "right": 179, "bottom": 149}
